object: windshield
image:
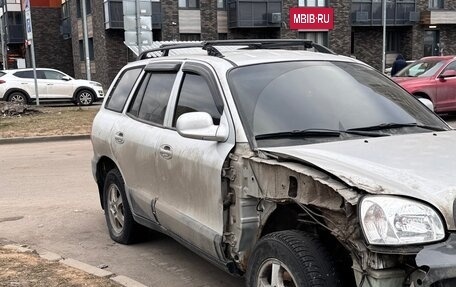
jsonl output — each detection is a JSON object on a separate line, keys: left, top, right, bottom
{"left": 395, "top": 59, "right": 445, "bottom": 77}
{"left": 228, "top": 61, "right": 449, "bottom": 147}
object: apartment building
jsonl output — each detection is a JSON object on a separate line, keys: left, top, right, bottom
{"left": 0, "top": 0, "right": 73, "bottom": 73}
{"left": 2, "top": 1, "right": 454, "bottom": 86}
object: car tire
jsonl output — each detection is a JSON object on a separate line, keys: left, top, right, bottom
{"left": 103, "top": 168, "right": 143, "bottom": 244}
{"left": 76, "top": 90, "right": 94, "bottom": 106}
{"left": 8, "top": 92, "right": 28, "bottom": 105}
{"left": 246, "top": 230, "right": 344, "bottom": 287}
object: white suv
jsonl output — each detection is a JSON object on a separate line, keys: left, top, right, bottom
{"left": 0, "top": 68, "right": 104, "bottom": 106}
{"left": 91, "top": 40, "right": 456, "bottom": 287}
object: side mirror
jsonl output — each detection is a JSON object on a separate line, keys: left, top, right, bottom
{"left": 438, "top": 70, "right": 456, "bottom": 80}
{"left": 418, "top": 98, "right": 434, "bottom": 111}
{"left": 62, "top": 75, "right": 71, "bottom": 81}
{"left": 176, "top": 112, "right": 229, "bottom": 142}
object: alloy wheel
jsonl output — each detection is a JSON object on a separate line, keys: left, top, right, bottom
{"left": 107, "top": 183, "right": 124, "bottom": 235}
{"left": 257, "top": 259, "right": 298, "bottom": 287}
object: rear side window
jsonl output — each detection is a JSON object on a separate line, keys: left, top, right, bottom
{"left": 127, "top": 72, "right": 177, "bottom": 125}
{"left": 0, "top": 72, "right": 6, "bottom": 77}
{"left": 14, "top": 71, "right": 34, "bottom": 78}
{"left": 105, "top": 66, "right": 143, "bottom": 113}
{"left": 13, "top": 70, "right": 45, "bottom": 79}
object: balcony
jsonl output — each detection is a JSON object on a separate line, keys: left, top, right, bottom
{"left": 421, "top": 10, "right": 456, "bottom": 25}
{"left": 228, "top": 0, "right": 282, "bottom": 28}
{"left": 104, "top": 0, "right": 161, "bottom": 30}
{"left": 351, "top": 0, "right": 418, "bottom": 26}
{"left": 6, "top": 24, "right": 24, "bottom": 44}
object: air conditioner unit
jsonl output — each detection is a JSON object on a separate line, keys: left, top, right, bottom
{"left": 356, "top": 11, "right": 368, "bottom": 22}
{"left": 269, "top": 13, "right": 282, "bottom": 24}
{"left": 409, "top": 11, "right": 420, "bottom": 22}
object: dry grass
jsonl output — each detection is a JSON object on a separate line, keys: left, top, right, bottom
{"left": 0, "top": 247, "right": 121, "bottom": 287}
{"left": 0, "top": 106, "right": 98, "bottom": 138}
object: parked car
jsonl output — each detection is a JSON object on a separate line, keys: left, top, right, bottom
{"left": 0, "top": 68, "right": 104, "bottom": 106}
{"left": 392, "top": 56, "right": 456, "bottom": 113}
{"left": 91, "top": 40, "right": 456, "bottom": 287}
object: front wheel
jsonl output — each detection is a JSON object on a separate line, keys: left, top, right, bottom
{"left": 246, "top": 230, "right": 344, "bottom": 287}
{"left": 75, "top": 90, "right": 94, "bottom": 106}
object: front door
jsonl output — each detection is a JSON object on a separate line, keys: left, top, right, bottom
{"left": 154, "top": 62, "right": 235, "bottom": 260}
{"left": 423, "top": 30, "right": 440, "bottom": 57}
{"left": 42, "top": 70, "right": 73, "bottom": 99}
{"left": 435, "top": 61, "right": 456, "bottom": 111}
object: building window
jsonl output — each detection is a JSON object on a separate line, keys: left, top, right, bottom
{"left": 61, "top": 0, "right": 71, "bottom": 39}
{"left": 298, "top": 0, "right": 327, "bottom": 7}
{"left": 104, "top": 0, "right": 123, "bottom": 29}
{"left": 299, "top": 32, "right": 328, "bottom": 47}
{"left": 429, "top": 0, "right": 443, "bottom": 9}
{"left": 79, "top": 38, "right": 94, "bottom": 61}
{"left": 179, "top": 0, "right": 199, "bottom": 9}
{"left": 180, "top": 33, "right": 201, "bottom": 41}
{"left": 217, "top": 0, "right": 227, "bottom": 9}
{"left": 77, "top": 0, "right": 92, "bottom": 18}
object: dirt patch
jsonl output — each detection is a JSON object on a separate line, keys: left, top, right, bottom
{"left": 0, "top": 106, "right": 98, "bottom": 138}
{"left": 0, "top": 247, "right": 120, "bottom": 287}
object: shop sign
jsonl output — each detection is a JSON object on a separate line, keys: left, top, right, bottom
{"left": 289, "top": 7, "right": 334, "bottom": 30}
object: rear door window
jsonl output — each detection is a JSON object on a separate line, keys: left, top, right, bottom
{"left": 105, "top": 66, "right": 143, "bottom": 113}
{"left": 127, "top": 72, "right": 178, "bottom": 125}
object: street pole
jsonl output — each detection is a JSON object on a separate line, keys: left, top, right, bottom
{"left": 0, "top": 7, "right": 6, "bottom": 70}
{"left": 81, "top": 0, "right": 91, "bottom": 81}
{"left": 382, "top": 0, "right": 387, "bottom": 74}
{"left": 30, "top": 39, "right": 39, "bottom": 105}
{"left": 24, "top": 0, "right": 39, "bottom": 105}
{"left": 136, "top": 0, "right": 142, "bottom": 55}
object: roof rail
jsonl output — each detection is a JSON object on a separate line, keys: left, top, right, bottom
{"left": 137, "top": 39, "right": 335, "bottom": 60}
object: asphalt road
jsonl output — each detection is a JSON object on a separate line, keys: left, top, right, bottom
{"left": 0, "top": 140, "right": 244, "bottom": 287}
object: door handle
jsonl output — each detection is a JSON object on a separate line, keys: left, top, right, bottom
{"left": 47, "top": 83, "right": 53, "bottom": 85}
{"left": 114, "top": 132, "right": 124, "bottom": 144}
{"left": 159, "top": 144, "right": 173, "bottom": 160}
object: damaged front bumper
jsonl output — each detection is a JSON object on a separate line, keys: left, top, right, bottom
{"left": 411, "top": 233, "right": 456, "bottom": 287}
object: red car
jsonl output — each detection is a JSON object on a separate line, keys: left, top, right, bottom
{"left": 393, "top": 56, "right": 456, "bottom": 113}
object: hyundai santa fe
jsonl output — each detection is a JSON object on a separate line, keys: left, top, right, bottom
{"left": 91, "top": 40, "right": 456, "bottom": 287}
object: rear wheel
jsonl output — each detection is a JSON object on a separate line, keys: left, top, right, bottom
{"left": 75, "top": 90, "right": 94, "bottom": 106}
{"left": 246, "top": 230, "right": 344, "bottom": 287}
{"left": 8, "top": 92, "right": 27, "bottom": 104}
{"left": 103, "top": 168, "right": 143, "bottom": 244}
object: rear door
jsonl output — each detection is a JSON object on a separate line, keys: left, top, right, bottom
{"left": 13, "top": 70, "right": 47, "bottom": 99}
{"left": 154, "top": 61, "right": 235, "bottom": 259}
{"left": 109, "top": 62, "right": 181, "bottom": 222}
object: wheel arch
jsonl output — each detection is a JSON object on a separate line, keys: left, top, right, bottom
{"left": 73, "top": 86, "right": 97, "bottom": 100}
{"left": 413, "top": 91, "right": 431, "bottom": 101}
{"left": 95, "top": 156, "right": 119, "bottom": 209}
{"left": 4, "top": 88, "right": 31, "bottom": 102}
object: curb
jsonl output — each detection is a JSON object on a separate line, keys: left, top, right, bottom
{"left": 0, "top": 134, "right": 90, "bottom": 145}
{"left": 4, "top": 244, "right": 148, "bottom": 287}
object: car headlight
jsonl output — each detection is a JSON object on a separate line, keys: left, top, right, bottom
{"left": 90, "top": 81, "right": 102, "bottom": 87}
{"left": 359, "top": 196, "right": 445, "bottom": 245}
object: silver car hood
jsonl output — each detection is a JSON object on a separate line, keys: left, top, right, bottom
{"left": 260, "top": 131, "right": 456, "bottom": 230}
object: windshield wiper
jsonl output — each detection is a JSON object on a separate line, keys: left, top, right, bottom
{"left": 255, "top": 128, "right": 389, "bottom": 140}
{"left": 255, "top": 129, "right": 341, "bottom": 140}
{"left": 347, "top": 123, "right": 447, "bottom": 132}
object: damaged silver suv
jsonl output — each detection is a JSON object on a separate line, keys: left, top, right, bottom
{"left": 91, "top": 40, "right": 456, "bottom": 287}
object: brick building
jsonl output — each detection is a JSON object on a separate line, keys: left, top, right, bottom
{"left": 2, "top": 1, "right": 454, "bottom": 87}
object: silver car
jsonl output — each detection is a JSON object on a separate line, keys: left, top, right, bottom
{"left": 91, "top": 40, "right": 456, "bottom": 287}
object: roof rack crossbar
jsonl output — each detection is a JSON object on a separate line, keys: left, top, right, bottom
{"left": 137, "top": 43, "right": 203, "bottom": 60}
{"left": 137, "top": 39, "right": 335, "bottom": 60}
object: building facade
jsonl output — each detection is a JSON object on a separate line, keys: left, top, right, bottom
{"left": 0, "top": 0, "right": 73, "bottom": 74}
{"left": 2, "top": 1, "right": 454, "bottom": 86}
